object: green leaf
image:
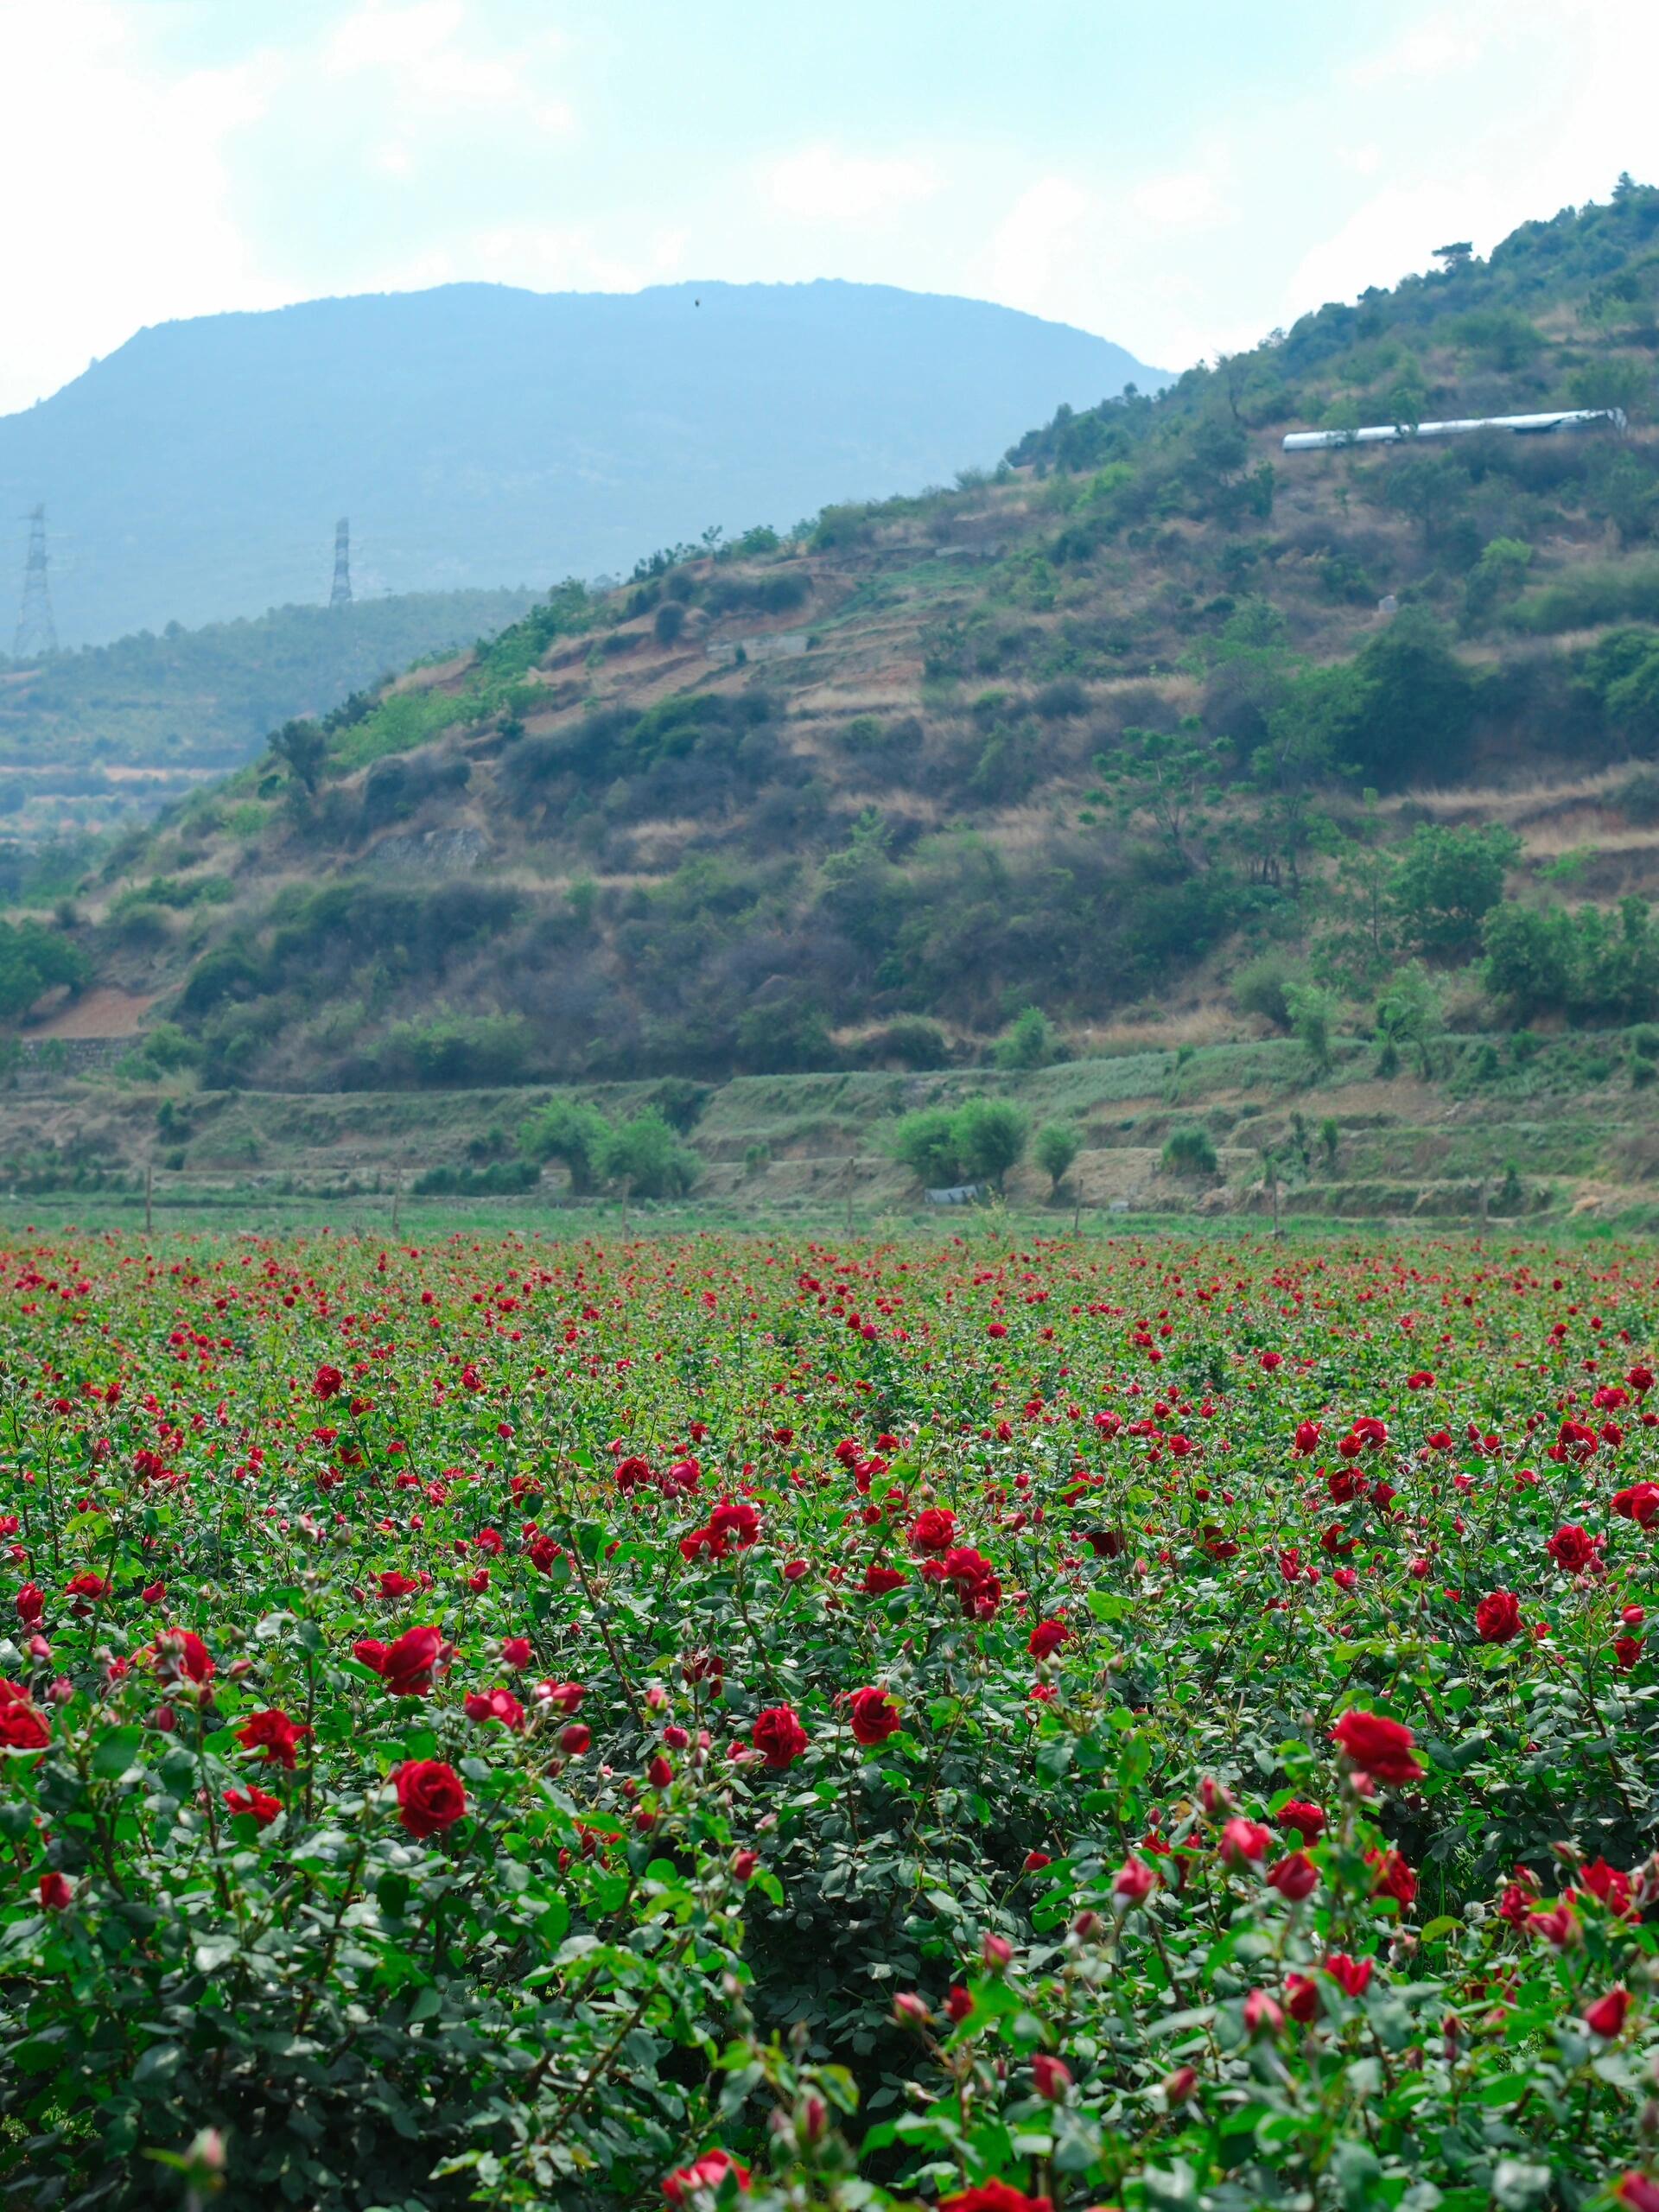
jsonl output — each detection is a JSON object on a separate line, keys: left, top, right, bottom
{"left": 91, "top": 1726, "right": 144, "bottom": 1780}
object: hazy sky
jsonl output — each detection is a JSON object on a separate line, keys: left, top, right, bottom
{"left": 3, "top": 0, "right": 1656, "bottom": 417}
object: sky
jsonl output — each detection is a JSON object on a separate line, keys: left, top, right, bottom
{"left": 1, "top": 0, "right": 1656, "bottom": 418}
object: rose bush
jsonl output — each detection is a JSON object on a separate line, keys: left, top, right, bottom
{"left": 0, "top": 1230, "right": 1657, "bottom": 2208}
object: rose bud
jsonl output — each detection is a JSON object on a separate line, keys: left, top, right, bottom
{"left": 893, "top": 1992, "right": 931, "bottom": 2031}
{"left": 559, "top": 1723, "right": 591, "bottom": 1755}
{"left": 982, "top": 1932, "right": 1014, "bottom": 1969}
{"left": 730, "top": 1850, "right": 759, "bottom": 1881}
{"left": 1031, "top": 2053, "right": 1071, "bottom": 2101}
{"left": 1162, "top": 2066, "right": 1198, "bottom": 2105}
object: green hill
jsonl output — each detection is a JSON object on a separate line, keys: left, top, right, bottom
{"left": 29, "top": 178, "right": 1659, "bottom": 1122}
{"left": 0, "top": 587, "right": 537, "bottom": 842}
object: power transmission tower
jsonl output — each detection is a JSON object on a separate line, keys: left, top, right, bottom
{"left": 13, "top": 505, "right": 57, "bottom": 660}
{"left": 329, "top": 517, "right": 353, "bottom": 608}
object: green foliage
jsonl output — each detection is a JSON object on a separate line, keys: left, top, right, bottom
{"left": 1393, "top": 821, "right": 1522, "bottom": 958}
{"left": 410, "top": 1157, "right": 539, "bottom": 1195}
{"left": 1374, "top": 961, "right": 1443, "bottom": 1078}
{"left": 0, "top": 918, "right": 90, "bottom": 1022}
{"left": 1285, "top": 978, "right": 1341, "bottom": 1074}
{"left": 1161, "top": 1123, "right": 1218, "bottom": 1174}
{"left": 597, "top": 1106, "right": 700, "bottom": 1197}
{"left": 992, "top": 1005, "right": 1058, "bottom": 1071}
{"left": 889, "top": 1107, "right": 963, "bottom": 1189}
{"left": 1033, "top": 1119, "right": 1082, "bottom": 1193}
{"left": 359, "top": 1015, "right": 534, "bottom": 1089}
{"left": 519, "top": 1097, "right": 613, "bottom": 1193}
{"left": 891, "top": 1096, "right": 1027, "bottom": 1189}
{"left": 1481, "top": 894, "right": 1659, "bottom": 1023}
{"left": 951, "top": 1096, "right": 1028, "bottom": 1186}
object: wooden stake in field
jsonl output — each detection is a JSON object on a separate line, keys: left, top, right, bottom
{"left": 144, "top": 1162, "right": 153, "bottom": 1239}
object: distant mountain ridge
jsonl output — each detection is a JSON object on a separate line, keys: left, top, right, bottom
{"left": 0, "top": 280, "right": 1166, "bottom": 646}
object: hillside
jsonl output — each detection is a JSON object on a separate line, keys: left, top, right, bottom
{"left": 0, "top": 588, "right": 537, "bottom": 842}
{"left": 0, "top": 281, "right": 1164, "bottom": 647}
{"left": 9, "top": 180, "right": 1659, "bottom": 1226}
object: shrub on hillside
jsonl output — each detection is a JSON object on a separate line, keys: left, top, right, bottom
{"left": 1162, "top": 1124, "right": 1219, "bottom": 1175}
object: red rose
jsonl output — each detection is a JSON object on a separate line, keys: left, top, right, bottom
{"left": 1267, "top": 1851, "right": 1318, "bottom": 1902}
{"left": 1323, "top": 1952, "right": 1373, "bottom": 1997}
{"left": 38, "top": 1871, "right": 73, "bottom": 1910}
{"left": 464, "top": 1685, "right": 525, "bottom": 1730}
{"left": 312, "top": 1364, "right": 344, "bottom": 1400}
{"left": 1030, "top": 2053, "right": 1071, "bottom": 2101}
{"left": 356, "top": 1624, "right": 444, "bottom": 1696}
{"left": 849, "top": 1687, "right": 900, "bottom": 1746}
{"left": 1586, "top": 1986, "right": 1631, "bottom": 2039}
{"left": 14, "top": 1583, "right": 43, "bottom": 1625}
{"left": 861, "top": 1564, "right": 906, "bottom": 1594}
{"left": 752, "top": 1705, "right": 808, "bottom": 1769}
{"left": 224, "top": 1784, "right": 283, "bottom": 1829}
{"left": 500, "top": 1637, "right": 533, "bottom": 1668}
{"left": 939, "top": 2182, "right": 1053, "bottom": 2212}
{"left": 663, "top": 2150, "right": 751, "bottom": 2205}
{"left": 1218, "top": 1817, "right": 1272, "bottom": 1868}
{"left": 1277, "top": 1799, "right": 1325, "bottom": 1842}
{"left": 1618, "top": 2177, "right": 1659, "bottom": 2212}
{"left": 910, "top": 1508, "right": 957, "bottom": 1553}
{"left": 1285, "top": 1970, "right": 1320, "bottom": 2023}
{"left": 560, "top": 1722, "right": 591, "bottom": 1755}
{"left": 1547, "top": 1522, "right": 1598, "bottom": 1573}
{"left": 1331, "top": 1708, "right": 1423, "bottom": 1785}
{"left": 1027, "top": 1618, "right": 1070, "bottom": 1661}
{"left": 1613, "top": 1484, "right": 1659, "bottom": 1527}
{"left": 1475, "top": 1591, "right": 1521, "bottom": 1643}
{"left": 393, "top": 1758, "right": 467, "bottom": 1838}
{"left": 0, "top": 1681, "right": 50, "bottom": 1751}
{"left": 1366, "top": 1847, "right": 1417, "bottom": 1907}
{"left": 235, "top": 1707, "right": 311, "bottom": 1769}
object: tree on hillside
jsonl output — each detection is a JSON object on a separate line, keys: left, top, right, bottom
{"left": 1394, "top": 822, "right": 1522, "bottom": 959}
{"left": 1034, "top": 1121, "right": 1082, "bottom": 1195}
{"left": 268, "top": 719, "right": 327, "bottom": 800}
{"left": 519, "top": 1097, "right": 610, "bottom": 1193}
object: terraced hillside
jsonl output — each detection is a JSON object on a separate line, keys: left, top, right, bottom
{"left": 6, "top": 182, "right": 1659, "bottom": 1218}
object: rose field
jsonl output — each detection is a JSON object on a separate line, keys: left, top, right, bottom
{"left": 4, "top": 1230, "right": 1659, "bottom": 2212}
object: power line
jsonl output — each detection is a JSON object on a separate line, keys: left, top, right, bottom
{"left": 13, "top": 505, "right": 57, "bottom": 659}
{"left": 329, "top": 516, "right": 353, "bottom": 609}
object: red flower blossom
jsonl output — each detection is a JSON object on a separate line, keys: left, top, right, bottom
{"left": 1586, "top": 1986, "right": 1632, "bottom": 2038}
{"left": 663, "top": 2150, "right": 751, "bottom": 2205}
{"left": 312, "top": 1363, "right": 344, "bottom": 1400}
{"left": 1366, "top": 1847, "right": 1418, "bottom": 1908}
{"left": 354, "top": 1624, "right": 444, "bottom": 1696}
{"left": 1476, "top": 1590, "right": 1521, "bottom": 1643}
{"left": 1277, "top": 1799, "right": 1325, "bottom": 1842}
{"left": 910, "top": 1507, "right": 957, "bottom": 1553}
{"left": 234, "top": 1708, "right": 310, "bottom": 1769}
{"left": 752, "top": 1705, "right": 808, "bottom": 1769}
{"left": 0, "top": 1680, "right": 50, "bottom": 1751}
{"left": 393, "top": 1758, "right": 467, "bottom": 1838}
{"left": 224, "top": 1784, "right": 283, "bottom": 1829}
{"left": 861, "top": 1564, "right": 906, "bottom": 1594}
{"left": 1027, "top": 1617, "right": 1070, "bottom": 1660}
{"left": 1323, "top": 1952, "right": 1373, "bottom": 1998}
{"left": 1547, "top": 1523, "right": 1599, "bottom": 1573}
{"left": 849, "top": 1687, "right": 901, "bottom": 1746}
{"left": 38, "top": 1871, "right": 73, "bottom": 1910}
{"left": 464, "top": 1685, "right": 525, "bottom": 1731}
{"left": 1332, "top": 1708, "right": 1423, "bottom": 1785}
{"left": 939, "top": 2182, "right": 1052, "bottom": 2212}
{"left": 1267, "top": 1851, "right": 1319, "bottom": 1902}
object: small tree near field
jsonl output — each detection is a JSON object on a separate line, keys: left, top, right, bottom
{"left": 1034, "top": 1122, "right": 1082, "bottom": 1195}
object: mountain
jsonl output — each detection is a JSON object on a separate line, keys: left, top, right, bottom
{"left": 25, "top": 180, "right": 1659, "bottom": 1108}
{"left": 0, "top": 281, "right": 1166, "bottom": 648}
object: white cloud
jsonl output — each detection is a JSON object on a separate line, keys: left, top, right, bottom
{"left": 766, "top": 143, "right": 941, "bottom": 223}
{"left": 0, "top": 1, "right": 289, "bottom": 414}
{"left": 323, "top": 0, "right": 573, "bottom": 132}
{"left": 980, "top": 176, "right": 1097, "bottom": 312}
